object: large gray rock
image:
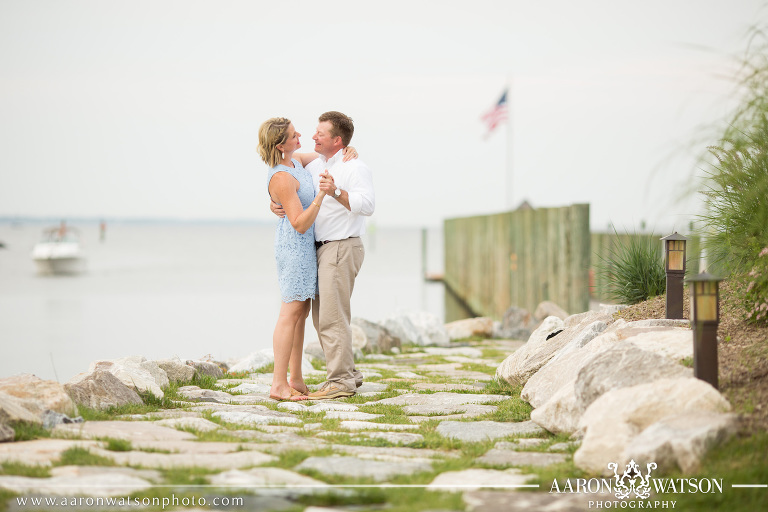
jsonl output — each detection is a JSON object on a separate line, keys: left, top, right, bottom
{"left": 574, "top": 343, "right": 693, "bottom": 412}
{"left": 623, "top": 412, "right": 740, "bottom": 474}
{"left": 227, "top": 350, "right": 273, "bottom": 374}
{"left": 498, "top": 306, "right": 534, "bottom": 339}
{"left": 89, "top": 357, "right": 169, "bottom": 398}
{"left": 534, "top": 301, "right": 569, "bottom": 322}
{"left": 530, "top": 381, "right": 581, "bottom": 435}
{"left": 532, "top": 338, "right": 698, "bottom": 437}
{"left": 527, "top": 322, "right": 699, "bottom": 434}
{"left": 351, "top": 318, "right": 401, "bottom": 353}
{"left": 187, "top": 359, "right": 225, "bottom": 379}
{"left": 522, "top": 328, "right": 621, "bottom": 409}
{"left": 574, "top": 378, "right": 732, "bottom": 474}
{"left": 382, "top": 311, "right": 450, "bottom": 347}
{"left": 0, "top": 423, "right": 14, "bottom": 442}
{"left": 495, "top": 316, "right": 566, "bottom": 386}
{"left": 351, "top": 324, "right": 367, "bottom": 350}
{"left": 228, "top": 350, "right": 317, "bottom": 376}
{"left": 303, "top": 342, "right": 326, "bottom": 363}
{"left": 0, "top": 374, "right": 78, "bottom": 417}
{"left": 443, "top": 317, "right": 495, "bottom": 340}
{"left": 64, "top": 370, "right": 143, "bottom": 410}
{"left": 41, "top": 411, "right": 83, "bottom": 429}
{"left": 0, "top": 393, "right": 44, "bottom": 425}
{"left": 623, "top": 328, "right": 694, "bottom": 362}
{"left": 547, "top": 321, "right": 608, "bottom": 363}
{"left": 154, "top": 357, "right": 196, "bottom": 384}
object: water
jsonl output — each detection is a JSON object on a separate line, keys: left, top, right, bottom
{"left": 0, "top": 220, "right": 444, "bottom": 383}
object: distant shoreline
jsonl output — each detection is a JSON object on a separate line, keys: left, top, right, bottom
{"left": 0, "top": 216, "right": 274, "bottom": 226}
{"left": 0, "top": 217, "right": 439, "bottom": 230}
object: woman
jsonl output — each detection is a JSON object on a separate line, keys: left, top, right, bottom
{"left": 257, "top": 117, "right": 355, "bottom": 401}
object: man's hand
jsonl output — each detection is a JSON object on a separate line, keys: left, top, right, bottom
{"left": 319, "top": 170, "right": 336, "bottom": 194}
{"left": 270, "top": 200, "right": 286, "bottom": 218}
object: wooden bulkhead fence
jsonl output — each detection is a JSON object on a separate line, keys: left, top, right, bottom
{"left": 443, "top": 204, "right": 591, "bottom": 321}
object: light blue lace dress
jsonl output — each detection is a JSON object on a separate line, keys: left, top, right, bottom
{"left": 268, "top": 159, "right": 318, "bottom": 303}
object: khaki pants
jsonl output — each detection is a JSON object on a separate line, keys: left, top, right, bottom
{"left": 312, "top": 237, "right": 365, "bottom": 392}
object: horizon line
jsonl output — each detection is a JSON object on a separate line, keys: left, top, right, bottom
{"left": 0, "top": 215, "right": 439, "bottom": 229}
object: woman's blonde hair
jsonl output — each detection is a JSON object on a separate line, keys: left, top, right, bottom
{"left": 258, "top": 117, "right": 291, "bottom": 168}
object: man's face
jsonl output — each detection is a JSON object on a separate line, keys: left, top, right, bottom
{"left": 313, "top": 121, "right": 340, "bottom": 158}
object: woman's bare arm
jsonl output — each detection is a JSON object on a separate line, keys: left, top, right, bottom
{"left": 294, "top": 146, "right": 358, "bottom": 167}
{"left": 268, "top": 172, "right": 325, "bottom": 234}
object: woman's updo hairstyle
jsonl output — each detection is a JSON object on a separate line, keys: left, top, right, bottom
{"left": 258, "top": 117, "right": 291, "bottom": 168}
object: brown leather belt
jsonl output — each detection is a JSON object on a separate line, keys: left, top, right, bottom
{"left": 315, "top": 236, "right": 358, "bottom": 250}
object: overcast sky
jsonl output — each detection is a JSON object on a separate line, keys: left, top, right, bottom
{"left": 0, "top": 0, "right": 764, "bottom": 231}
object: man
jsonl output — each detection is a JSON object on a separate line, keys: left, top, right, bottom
{"left": 272, "top": 111, "right": 375, "bottom": 399}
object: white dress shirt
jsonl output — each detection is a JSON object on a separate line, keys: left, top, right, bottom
{"left": 306, "top": 149, "right": 375, "bottom": 242}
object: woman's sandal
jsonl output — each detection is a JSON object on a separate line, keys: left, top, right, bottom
{"left": 290, "top": 384, "right": 310, "bottom": 395}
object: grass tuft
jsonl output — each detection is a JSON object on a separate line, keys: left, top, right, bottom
{"left": 0, "top": 462, "right": 51, "bottom": 478}
{"left": 54, "top": 447, "right": 115, "bottom": 467}
{"left": 102, "top": 437, "right": 132, "bottom": 452}
{"left": 8, "top": 421, "right": 50, "bottom": 442}
{"left": 595, "top": 227, "right": 666, "bottom": 305}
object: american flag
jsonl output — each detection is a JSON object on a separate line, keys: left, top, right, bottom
{"left": 481, "top": 89, "right": 509, "bottom": 135}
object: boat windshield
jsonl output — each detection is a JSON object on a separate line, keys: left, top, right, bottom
{"left": 40, "top": 228, "right": 80, "bottom": 244}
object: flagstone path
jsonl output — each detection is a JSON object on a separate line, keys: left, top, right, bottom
{"left": 0, "top": 340, "right": 600, "bottom": 511}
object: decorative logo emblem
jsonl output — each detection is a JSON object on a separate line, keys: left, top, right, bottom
{"left": 607, "top": 459, "right": 657, "bottom": 499}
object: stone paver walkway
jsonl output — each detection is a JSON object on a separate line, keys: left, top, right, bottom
{"left": 0, "top": 341, "right": 584, "bottom": 511}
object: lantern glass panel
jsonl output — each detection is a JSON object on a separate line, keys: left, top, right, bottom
{"left": 693, "top": 281, "right": 718, "bottom": 322}
{"left": 667, "top": 240, "right": 685, "bottom": 271}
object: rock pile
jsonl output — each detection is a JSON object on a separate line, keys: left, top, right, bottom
{"left": 497, "top": 308, "right": 738, "bottom": 475}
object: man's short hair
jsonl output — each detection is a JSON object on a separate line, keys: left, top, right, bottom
{"left": 319, "top": 111, "right": 354, "bottom": 147}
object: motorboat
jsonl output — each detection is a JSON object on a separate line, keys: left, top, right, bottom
{"left": 31, "top": 222, "right": 86, "bottom": 275}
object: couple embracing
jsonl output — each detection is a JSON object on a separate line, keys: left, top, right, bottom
{"left": 257, "top": 111, "right": 375, "bottom": 401}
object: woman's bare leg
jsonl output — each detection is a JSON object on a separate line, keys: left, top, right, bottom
{"left": 288, "top": 300, "right": 311, "bottom": 394}
{"left": 270, "top": 300, "right": 308, "bottom": 400}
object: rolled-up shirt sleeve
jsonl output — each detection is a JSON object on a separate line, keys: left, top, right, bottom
{"left": 347, "top": 162, "right": 375, "bottom": 216}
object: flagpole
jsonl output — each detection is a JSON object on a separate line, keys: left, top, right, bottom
{"left": 480, "top": 85, "right": 512, "bottom": 210}
{"left": 506, "top": 77, "right": 513, "bottom": 211}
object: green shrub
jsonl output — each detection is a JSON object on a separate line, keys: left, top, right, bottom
{"left": 744, "top": 247, "right": 768, "bottom": 325}
{"left": 699, "top": 132, "right": 768, "bottom": 275}
{"left": 595, "top": 229, "right": 666, "bottom": 305}
{"left": 697, "top": 26, "right": 768, "bottom": 277}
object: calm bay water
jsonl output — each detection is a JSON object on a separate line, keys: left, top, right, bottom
{"left": 0, "top": 221, "right": 444, "bottom": 382}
